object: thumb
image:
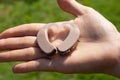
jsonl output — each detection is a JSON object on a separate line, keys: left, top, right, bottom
{"left": 57, "top": 0, "right": 88, "bottom": 17}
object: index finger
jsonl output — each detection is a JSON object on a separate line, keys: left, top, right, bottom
{"left": 0, "top": 23, "right": 45, "bottom": 39}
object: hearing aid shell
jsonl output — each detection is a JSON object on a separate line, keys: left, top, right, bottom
{"left": 37, "top": 23, "right": 80, "bottom": 56}
{"left": 57, "top": 23, "right": 80, "bottom": 56}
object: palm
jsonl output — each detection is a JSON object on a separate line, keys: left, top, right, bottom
{"left": 51, "top": 8, "right": 119, "bottom": 73}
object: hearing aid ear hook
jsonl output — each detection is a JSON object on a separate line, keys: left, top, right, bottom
{"left": 37, "top": 23, "right": 80, "bottom": 56}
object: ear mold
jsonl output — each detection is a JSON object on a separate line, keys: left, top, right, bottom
{"left": 37, "top": 23, "right": 80, "bottom": 56}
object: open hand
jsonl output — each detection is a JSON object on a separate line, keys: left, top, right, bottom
{"left": 0, "top": 0, "right": 120, "bottom": 77}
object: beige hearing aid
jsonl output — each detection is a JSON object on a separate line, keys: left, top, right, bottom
{"left": 57, "top": 23, "right": 80, "bottom": 56}
{"left": 37, "top": 24, "right": 56, "bottom": 56}
{"left": 37, "top": 23, "right": 80, "bottom": 56}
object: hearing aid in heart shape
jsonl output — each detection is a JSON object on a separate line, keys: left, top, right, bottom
{"left": 37, "top": 23, "right": 80, "bottom": 56}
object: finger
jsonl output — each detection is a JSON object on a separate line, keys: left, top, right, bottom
{"left": 0, "top": 36, "right": 37, "bottom": 50}
{"left": 13, "top": 59, "right": 54, "bottom": 73}
{"left": 0, "top": 47, "right": 46, "bottom": 62}
{"left": 0, "top": 23, "right": 45, "bottom": 39}
{"left": 57, "top": 0, "right": 88, "bottom": 16}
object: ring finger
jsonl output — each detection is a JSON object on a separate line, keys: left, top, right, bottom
{"left": 0, "top": 47, "right": 47, "bottom": 62}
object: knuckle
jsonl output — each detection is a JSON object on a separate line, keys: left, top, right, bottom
{"left": 0, "top": 39, "right": 6, "bottom": 48}
{"left": 86, "top": 7, "right": 96, "bottom": 13}
{"left": 22, "top": 48, "right": 35, "bottom": 58}
{"left": 4, "top": 28, "right": 14, "bottom": 34}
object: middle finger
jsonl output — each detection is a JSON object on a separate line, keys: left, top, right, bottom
{"left": 0, "top": 36, "right": 37, "bottom": 50}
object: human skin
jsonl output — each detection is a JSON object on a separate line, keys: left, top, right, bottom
{"left": 0, "top": 0, "right": 120, "bottom": 78}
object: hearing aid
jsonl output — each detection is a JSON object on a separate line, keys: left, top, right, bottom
{"left": 37, "top": 24, "right": 56, "bottom": 56}
{"left": 57, "top": 23, "right": 80, "bottom": 56}
{"left": 37, "top": 23, "right": 80, "bottom": 56}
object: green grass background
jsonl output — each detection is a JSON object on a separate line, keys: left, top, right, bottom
{"left": 0, "top": 0, "right": 120, "bottom": 80}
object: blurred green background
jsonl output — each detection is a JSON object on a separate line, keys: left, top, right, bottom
{"left": 0, "top": 0, "right": 120, "bottom": 80}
